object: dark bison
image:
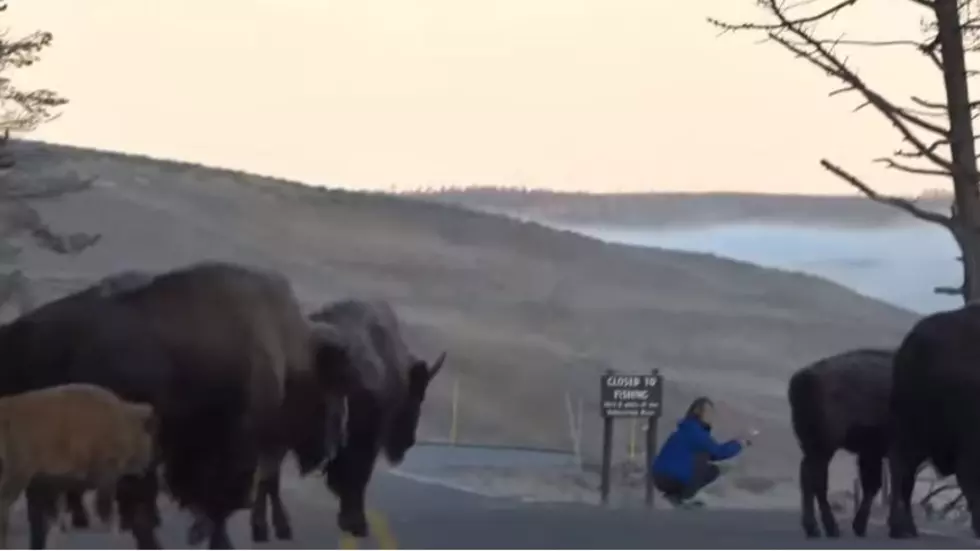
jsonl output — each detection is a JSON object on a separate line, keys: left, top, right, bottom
{"left": 788, "top": 348, "right": 893, "bottom": 539}
{"left": 0, "top": 261, "right": 348, "bottom": 548}
{"left": 887, "top": 304, "right": 980, "bottom": 539}
{"left": 307, "top": 299, "right": 445, "bottom": 538}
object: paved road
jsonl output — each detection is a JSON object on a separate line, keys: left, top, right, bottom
{"left": 11, "top": 469, "right": 976, "bottom": 549}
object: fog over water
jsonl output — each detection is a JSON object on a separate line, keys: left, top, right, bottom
{"left": 550, "top": 221, "right": 960, "bottom": 315}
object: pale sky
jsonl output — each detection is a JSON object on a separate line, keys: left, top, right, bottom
{"left": 2, "top": 0, "right": 951, "bottom": 194}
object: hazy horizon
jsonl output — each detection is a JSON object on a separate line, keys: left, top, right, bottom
{"left": 5, "top": 0, "right": 945, "bottom": 196}
{"left": 555, "top": 220, "right": 960, "bottom": 314}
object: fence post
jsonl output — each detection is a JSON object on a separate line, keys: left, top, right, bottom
{"left": 628, "top": 418, "right": 637, "bottom": 461}
{"left": 564, "top": 391, "right": 582, "bottom": 463}
{"left": 450, "top": 378, "right": 460, "bottom": 445}
{"left": 576, "top": 396, "right": 584, "bottom": 467}
{"left": 600, "top": 369, "right": 615, "bottom": 506}
{"left": 643, "top": 368, "right": 662, "bottom": 508}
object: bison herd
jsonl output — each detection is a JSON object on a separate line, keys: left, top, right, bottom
{"left": 789, "top": 303, "right": 980, "bottom": 540}
{"left": 0, "top": 260, "right": 446, "bottom": 549}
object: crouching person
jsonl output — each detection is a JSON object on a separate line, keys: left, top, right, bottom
{"left": 0, "top": 383, "right": 158, "bottom": 549}
{"left": 651, "top": 397, "right": 749, "bottom": 508}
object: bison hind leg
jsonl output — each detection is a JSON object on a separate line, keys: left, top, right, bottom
{"left": 852, "top": 451, "right": 884, "bottom": 537}
{"left": 800, "top": 452, "right": 837, "bottom": 538}
{"left": 249, "top": 479, "right": 270, "bottom": 543}
{"left": 799, "top": 455, "right": 820, "bottom": 538}
{"left": 187, "top": 514, "right": 210, "bottom": 546}
{"left": 268, "top": 473, "right": 292, "bottom": 540}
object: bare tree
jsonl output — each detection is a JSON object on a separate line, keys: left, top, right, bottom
{"left": 0, "top": 1, "right": 98, "bottom": 313}
{"left": 710, "top": 0, "right": 980, "bottom": 303}
{"left": 0, "top": 2, "right": 67, "bottom": 136}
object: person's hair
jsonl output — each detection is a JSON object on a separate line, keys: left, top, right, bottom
{"left": 685, "top": 396, "right": 714, "bottom": 421}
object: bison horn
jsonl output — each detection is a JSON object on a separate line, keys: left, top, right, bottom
{"left": 428, "top": 351, "right": 447, "bottom": 380}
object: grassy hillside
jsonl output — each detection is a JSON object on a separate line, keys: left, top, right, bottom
{"left": 4, "top": 141, "right": 918, "bottom": 484}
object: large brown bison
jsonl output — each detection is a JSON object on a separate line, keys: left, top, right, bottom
{"left": 788, "top": 348, "right": 893, "bottom": 539}
{"left": 886, "top": 304, "right": 980, "bottom": 539}
{"left": 0, "top": 261, "right": 349, "bottom": 548}
{"left": 310, "top": 299, "right": 445, "bottom": 538}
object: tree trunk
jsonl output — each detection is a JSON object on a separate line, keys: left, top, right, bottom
{"left": 935, "top": 0, "right": 980, "bottom": 302}
{"left": 952, "top": 225, "right": 980, "bottom": 301}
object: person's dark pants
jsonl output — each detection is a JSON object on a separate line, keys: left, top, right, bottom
{"left": 653, "top": 453, "right": 721, "bottom": 501}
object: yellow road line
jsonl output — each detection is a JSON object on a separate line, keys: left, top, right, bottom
{"left": 339, "top": 532, "right": 360, "bottom": 549}
{"left": 337, "top": 510, "right": 398, "bottom": 549}
{"left": 368, "top": 510, "right": 398, "bottom": 549}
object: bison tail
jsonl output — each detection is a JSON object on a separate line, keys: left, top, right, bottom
{"left": 788, "top": 367, "right": 825, "bottom": 456}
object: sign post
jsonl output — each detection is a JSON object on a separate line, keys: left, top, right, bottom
{"left": 599, "top": 368, "right": 664, "bottom": 508}
{"left": 644, "top": 368, "right": 660, "bottom": 507}
{"left": 600, "top": 373, "right": 614, "bottom": 505}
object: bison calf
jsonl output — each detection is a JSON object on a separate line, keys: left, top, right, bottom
{"left": 0, "top": 383, "right": 157, "bottom": 549}
{"left": 789, "top": 348, "right": 893, "bottom": 539}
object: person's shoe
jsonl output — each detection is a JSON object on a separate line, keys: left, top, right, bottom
{"left": 663, "top": 493, "right": 684, "bottom": 508}
{"left": 683, "top": 498, "right": 706, "bottom": 509}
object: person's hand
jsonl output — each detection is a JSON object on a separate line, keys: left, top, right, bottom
{"left": 741, "top": 428, "right": 760, "bottom": 447}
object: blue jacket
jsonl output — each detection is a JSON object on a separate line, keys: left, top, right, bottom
{"left": 651, "top": 417, "right": 742, "bottom": 484}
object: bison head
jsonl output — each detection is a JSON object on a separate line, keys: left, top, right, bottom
{"left": 384, "top": 351, "right": 446, "bottom": 464}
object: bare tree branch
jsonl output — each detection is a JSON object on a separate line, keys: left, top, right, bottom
{"left": 897, "top": 138, "right": 950, "bottom": 158}
{"left": 711, "top": 0, "right": 954, "bottom": 178}
{"left": 821, "top": 159, "right": 953, "bottom": 226}
{"left": 936, "top": 284, "right": 966, "bottom": 294}
{"left": 875, "top": 156, "right": 953, "bottom": 176}
{"left": 707, "top": 0, "right": 858, "bottom": 31}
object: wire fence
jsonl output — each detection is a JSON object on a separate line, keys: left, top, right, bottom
{"left": 417, "top": 377, "right": 664, "bottom": 472}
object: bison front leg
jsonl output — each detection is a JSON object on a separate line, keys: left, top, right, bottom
{"left": 249, "top": 471, "right": 271, "bottom": 543}
{"left": 0, "top": 477, "right": 27, "bottom": 548}
{"left": 250, "top": 455, "right": 292, "bottom": 542}
{"left": 64, "top": 490, "right": 90, "bottom": 529}
{"left": 886, "top": 440, "right": 923, "bottom": 539}
{"left": 955, "top": 451, "right": 980, "bottom": 538}
{"left": 116, "top": 473, "right": 161, "bottom": 549}
{"left": 207, "top": 515, "right": 234, "bottom": 550}
{"left": 25, "top": 483, "right": 53, "bottom": 550}
{"left": 326, "top": 451, "right": 375, "bottom": 538}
